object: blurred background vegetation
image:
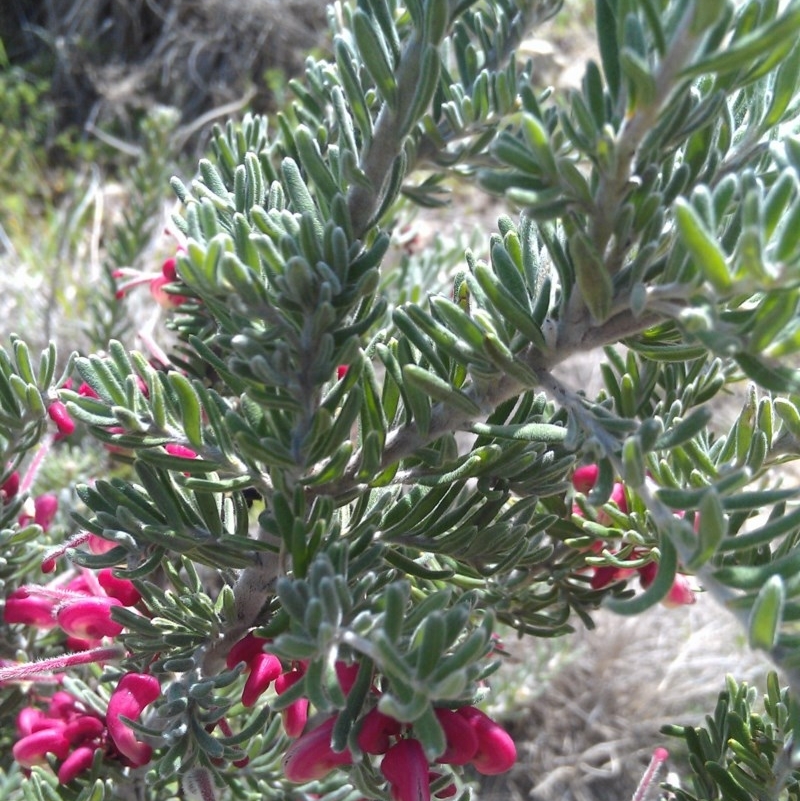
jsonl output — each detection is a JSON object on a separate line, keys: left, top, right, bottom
{"left": 0, "top": 2, "right": 773, "bottom": 799}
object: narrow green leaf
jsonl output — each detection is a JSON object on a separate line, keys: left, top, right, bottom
{"left": 674, "top": 198, "right": 731, "bottom": 292}
{"left": 748, "top": 575, "right": 785, "bottom": 651}
{"left": 403, "top": 365, "right": 481, "bottom": 416}
{"left": 353, "top": 9, "right": 398, "bottom": 109}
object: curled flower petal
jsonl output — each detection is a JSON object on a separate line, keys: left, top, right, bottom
{"left": 241, "top": 652, "right": 283, "bottom": 707}
{"left": 17, "top": 707, "right": 49, "bottom": 737}
{"left": 161, "top": 257, "right": 178, "bottom": 281}
{"left": 282, "top": 715, "right": 352, "bottom": 782}
{"left": 150, "top": 274, "right": 188, "bottom": 308}
{"left": 381, "top": 738, "right": 431, "bottom": 801}
{"left": 13, "top": 727, "right": 72, "bottom": 767}
{"left": 56, "top": 596, "right": 124, "bottom": 640}
{"left": 225, "top": 633, "right": 268, "bottom": 670}
{"left": 58, "top": 744, "right": 98, "bottom": 784}
{"left": 107, "top": 673, "right": 160, "bottom": 766}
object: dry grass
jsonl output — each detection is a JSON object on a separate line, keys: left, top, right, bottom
{"left": 481, "top": 600, "right": 771, "bottom": 801}
{"left": 3, "top": 0, "right": 327, "bottom": 134}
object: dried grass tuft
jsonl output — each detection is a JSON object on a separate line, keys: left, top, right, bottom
{"left": 481, "top": 599, "right": 770, "bottom": 801}
{"left": 3, "top": 0, "right": 327, "bottom": 131}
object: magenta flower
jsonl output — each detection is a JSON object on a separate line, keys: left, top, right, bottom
{"left": 1, "top": 470, "right": 20, "bottom": 502}
{"left": 275, "top": 667, "right": 310, "bottom": 737}
{"left": 13, "top": 726, "right": 72, "bottom": 768}
{"left": 48, "top": 401, "right": 75, "bottom": 438}
{"left": 434, "top": 708, "right": 478, "bottom": 765}
{"left": 357, "top": 707, "right": 402, "bottom": 755}
{"left": 242, "top": 651, "right": 283, "bottom": 707}
{"left": 56, "top": 596, "right": 124, "bottom": 640}
{"left": 455, "top": 707, "right": 516, "bottom": 775}
{"left": 381, "top": 738, "right": 431, "bottom": 801}
{"left": 106, "top": 673, "right": 160, "bottom": 766}
{"left": 572, "top": 464, "right": 600, "bottom": 493}
{"left": 4, "top": 587, "right": 58, "bottom": 628}
{"left": 282, "top": 715, "right": 352, "bottom": 782}
{"left": 97, "top": 569, "right": 142, "bottom": 607}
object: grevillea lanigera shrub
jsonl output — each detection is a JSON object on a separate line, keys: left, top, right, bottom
{"left": 3, "top": 1, "right": 800, "bottom": 799}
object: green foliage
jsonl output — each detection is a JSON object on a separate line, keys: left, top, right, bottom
{"left": 663, "top": 672, "right": 800, "bottom": 801}
{"left": 4, "top": 0, "right": 800, "bottom": 799}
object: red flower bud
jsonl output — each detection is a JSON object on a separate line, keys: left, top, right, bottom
{"left": 276, "top": 668, "right": 309, "bottom": 737}
{"left": 1, "top": 470, "right": 20, "bottom": 501}
{"left": 226, "top": 632, "right": 269, "bottom": 670}
{"left": 164, "top": 443, "right": 197, "bottom": 459}
{"left": 572, "top": 464, "right": 599, "bottom": 493}
{"left": 48, "top": 401, "right": 75, "bottom": 437}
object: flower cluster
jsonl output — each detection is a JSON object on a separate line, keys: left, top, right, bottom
{"left": 226, "top": 633, "right": 516, "bottom": 799}
{"left": 5, "top": 567, "right": 140, "bottom": 650}
{"left": 571, "top": 464, "right": 696, "bottom": 606}
{"left": 13, "top": 673, "right": 159, "bottom": 784}
{"left": 282, "top": 703, "right": 516, "bottom": 801}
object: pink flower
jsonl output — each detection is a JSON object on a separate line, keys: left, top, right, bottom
{"left": 164, "top": 443, "right": 198, "bottom": 459}
{"left": 225, "top": 633, "right": 284, "bottom": 708}
{"left": 434, "top": 708, "right": 478, "bottom": 765}
{"left": 56, "top": 596, "right": 124, "bottom": 640}
{"left": 1, "top": 470, "right": 20, "bottom": 502}
{"left": 97, "top": 569, "right": 142, "bottom": 606}
{"left": 336, "top": 365, "right": 349, "bottom": 380}
{"left": 242, "top": 651, "right": 283, "bottom": 707}
{"left": 113, "top": 253, "right": 188, "bottom": 309}
{"left": 381, "top": 738, "right": 431, "bottom": 801}
{"left": 455, "top": 707, "right": 516, "bottom": 775}
{"left": 282, "top": 715, "right": 352, "bottom": 782}
{"left": 572, "top": 464, "right": 599, "bottom": 493}
{"left": 106, "top": 673, "right": 160, "bottom": 766}
{"left": 275, "top": 667, "right": 310, "bottom": 737}
{"left": 58, "top": 744, "right": 96, "bottom": 783}
{"left": 13, "top": 726, "right": 72, "bottom": 768}
{"left": 4, "top": 588, "right": 58, "bottom": 628}
{"left": 639, "top": 565, "right": 696, "bottom": 607}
